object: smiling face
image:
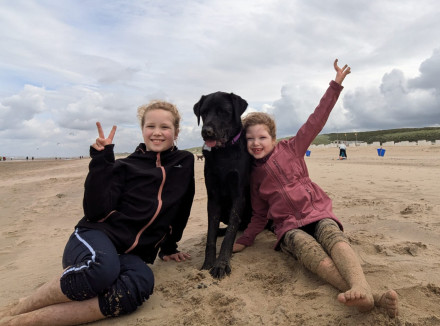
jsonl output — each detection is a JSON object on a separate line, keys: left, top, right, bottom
{"left": 142, "top": 109, "right": 178, "bottom": 152}
{"left": 245, "top": 124, "right": 276, "bottom": 159}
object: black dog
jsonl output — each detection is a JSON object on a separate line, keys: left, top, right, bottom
{"left": 194, "top": 91, "right": 252, "bottom": 279}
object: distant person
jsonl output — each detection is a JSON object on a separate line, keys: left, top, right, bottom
{"left": 0, "top": 101, "right": 195, "bottom": 325}
{"left": 339, "top": 142, "right": 347, "bottom": 159}
{"left": 232, "top": 59, "right": 398, "bottom": 318}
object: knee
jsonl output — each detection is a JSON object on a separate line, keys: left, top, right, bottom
{"left": 317, "top": 257, "right": 336, "bottom": 274}
{"left": 99, "top": 257, "right": 155, "bottom": 317}
{"left": 315, "top": 219, "right": 348, "bottom": 254}
{"left": 60, "top": 260, "right": 120, "bottom": 301}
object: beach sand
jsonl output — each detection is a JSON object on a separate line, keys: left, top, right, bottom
{"left": 1, "top": 145, "right": 439, "bottom": 325}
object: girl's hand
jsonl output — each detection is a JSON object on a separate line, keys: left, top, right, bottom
{"left": 162, "top": 252, "right": 191, "bottom": 262}
{"left": 334, "top": 59, "right": 351, "bottom": 85}
{"left": 92, "top": 122, "right": 117, "bottom": 151}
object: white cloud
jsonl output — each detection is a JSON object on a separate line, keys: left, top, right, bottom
{"left": 1, "top": 0, "right": 440, "bottom": 158}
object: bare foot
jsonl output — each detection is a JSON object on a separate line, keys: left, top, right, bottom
{"left": 374, "top": 290, "right": 399, "bottom": 318}
{"left": 337, "top": 286, "right": 374, "bottom": 312}
{"left": 232, "top": 243, "right": 246, "bottom": 253}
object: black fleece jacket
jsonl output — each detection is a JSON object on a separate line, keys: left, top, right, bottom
{"left": 76, "top": 143, "right": 195, "bottom": 264}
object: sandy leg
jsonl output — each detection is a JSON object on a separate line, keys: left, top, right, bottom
{"left": 0, "top": 315, "right": 14, "bottom": 326}
{"left": 329, "top": 242, "right": 375, "bottom": 312}
{"left": 0, "top": 298, "right": 104, "bottom": 326}
{"left": 0, "top": 300, "right": 19, "bottom": 318}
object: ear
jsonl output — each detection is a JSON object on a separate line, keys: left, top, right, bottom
{"left": 230, "top": 93, "right": 248, "bottom": 123}
{"left": 193, "top": 95, "right": 206, "bottom": 126}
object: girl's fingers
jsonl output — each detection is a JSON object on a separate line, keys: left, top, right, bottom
{"left": 96, "top": 122, "right": 105, "bottom": 139}
{"left": 108, "top": 125, "right": 117, "bottom": 142}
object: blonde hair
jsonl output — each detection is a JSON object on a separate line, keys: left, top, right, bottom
{"left": 137, "top": 100, "right": 181, "bottom": 132}
{"left": 242, "top": 112, "right": 276, "bottom": 140}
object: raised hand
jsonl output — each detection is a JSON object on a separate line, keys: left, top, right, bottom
{"left": 334, "top": 59, "right": 351, "bottom": 85}
{"left": 92, "top": 122, "right": 117, "bottom": 151}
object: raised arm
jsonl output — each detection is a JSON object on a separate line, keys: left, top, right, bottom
{"left": 290, "top": 59, "right": 349, "bottom": 155}
{"left": 83, "top": 122, "right": 121, "bottom": 220}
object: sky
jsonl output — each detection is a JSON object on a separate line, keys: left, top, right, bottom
{"left": 1, "top": 0, "right": 439, "bottom": 158}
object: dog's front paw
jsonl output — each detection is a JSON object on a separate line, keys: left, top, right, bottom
{"left": 201, "top": 262, "right": 212, "bottom": 271}
{"left": 209, "top": 262, "right": 231, "bottom": 279}
{"left": 201, "top": 259, "right": 214, "bottom": 271}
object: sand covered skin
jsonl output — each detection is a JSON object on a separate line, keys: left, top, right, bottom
{"left": 1, "top": 145, "right": 439, "bottom": 325}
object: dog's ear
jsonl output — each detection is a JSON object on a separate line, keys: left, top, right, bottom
{"left": 230, "top": 93, "right": 248, "bottom": 123}
{"left": 193, "top": 95, "right": 206, "bottom": 126}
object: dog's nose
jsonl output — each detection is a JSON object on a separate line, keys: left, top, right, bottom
{"left": 202, "top": 126, "right": 215, "bottom": 139}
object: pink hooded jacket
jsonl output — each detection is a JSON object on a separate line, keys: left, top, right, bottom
{"left": 236, "top": 81, "right": 344, "bottom": 249}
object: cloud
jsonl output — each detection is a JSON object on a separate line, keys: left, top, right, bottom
{"left": 1, "top": 0, "right": 440, "bottom": 158}
{"left": 0, "top": 85, "right": 47, "bottom": 129}
{"left": 267, "top": 48, "right": 440, "bottom": 137}
{"left": 408, "top": 48, "right": 440, "bottom": 91}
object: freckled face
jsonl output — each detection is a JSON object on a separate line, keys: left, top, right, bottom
{"left": 245, "top": 124, "right": 276, "bottom": 159}
{"left": 142, "top": 109, "right": 177, "bottom": 152}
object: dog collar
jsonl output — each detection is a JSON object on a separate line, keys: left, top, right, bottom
{"left": 203, "top": 130, "right": 243, "bottom": 151}
{"left": 231, "top": 130, "right": 242, "bottom": 145}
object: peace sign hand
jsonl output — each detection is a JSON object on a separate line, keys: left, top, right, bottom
{"left": 92, "top": 122, "right": 117, "bottom": 151}
{"left": 334, "top": 59, "right": 351, "bottom": 85}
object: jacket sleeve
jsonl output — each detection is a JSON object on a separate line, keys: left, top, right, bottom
{"left": 290, "top": 80, "right": 343, "bottom": 155}
{"left": 159, "top": 155, "right": 195, "bottom": 257}
{"left": 235, "top": 181, "right": 269, "bottom": 246}
{"left": 83, "top": 144, "right": 124, "bottom": 221}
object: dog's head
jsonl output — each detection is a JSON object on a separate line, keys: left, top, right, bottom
{"left": 193, "top": 92, "right": 248, "bottom": 148}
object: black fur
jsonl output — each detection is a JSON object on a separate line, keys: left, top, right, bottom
{"left": 193, "top": 91, "right": 252, "bottom": 279}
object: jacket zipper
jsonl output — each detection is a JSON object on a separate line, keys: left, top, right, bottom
{"left": 273, "top": 160, "right": 290, "bottom": 184}
{"left": 125, "top": 152, "right": 166, "bottom": 253}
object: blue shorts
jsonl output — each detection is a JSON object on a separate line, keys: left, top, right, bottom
{"left": 60, "top": 228, "right": 154, "bottom": 317}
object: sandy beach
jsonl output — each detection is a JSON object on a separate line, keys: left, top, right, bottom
{"left": 1, "top": 145, "right": 439, "bottom": 326}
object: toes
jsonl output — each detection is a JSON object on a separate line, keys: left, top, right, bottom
{"left": 337, "top": 293, "right": 347, "bottom": 303}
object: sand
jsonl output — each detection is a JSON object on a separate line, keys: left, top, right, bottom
{"left": 1, "top": 145, "right": 439, "bottom": 326}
